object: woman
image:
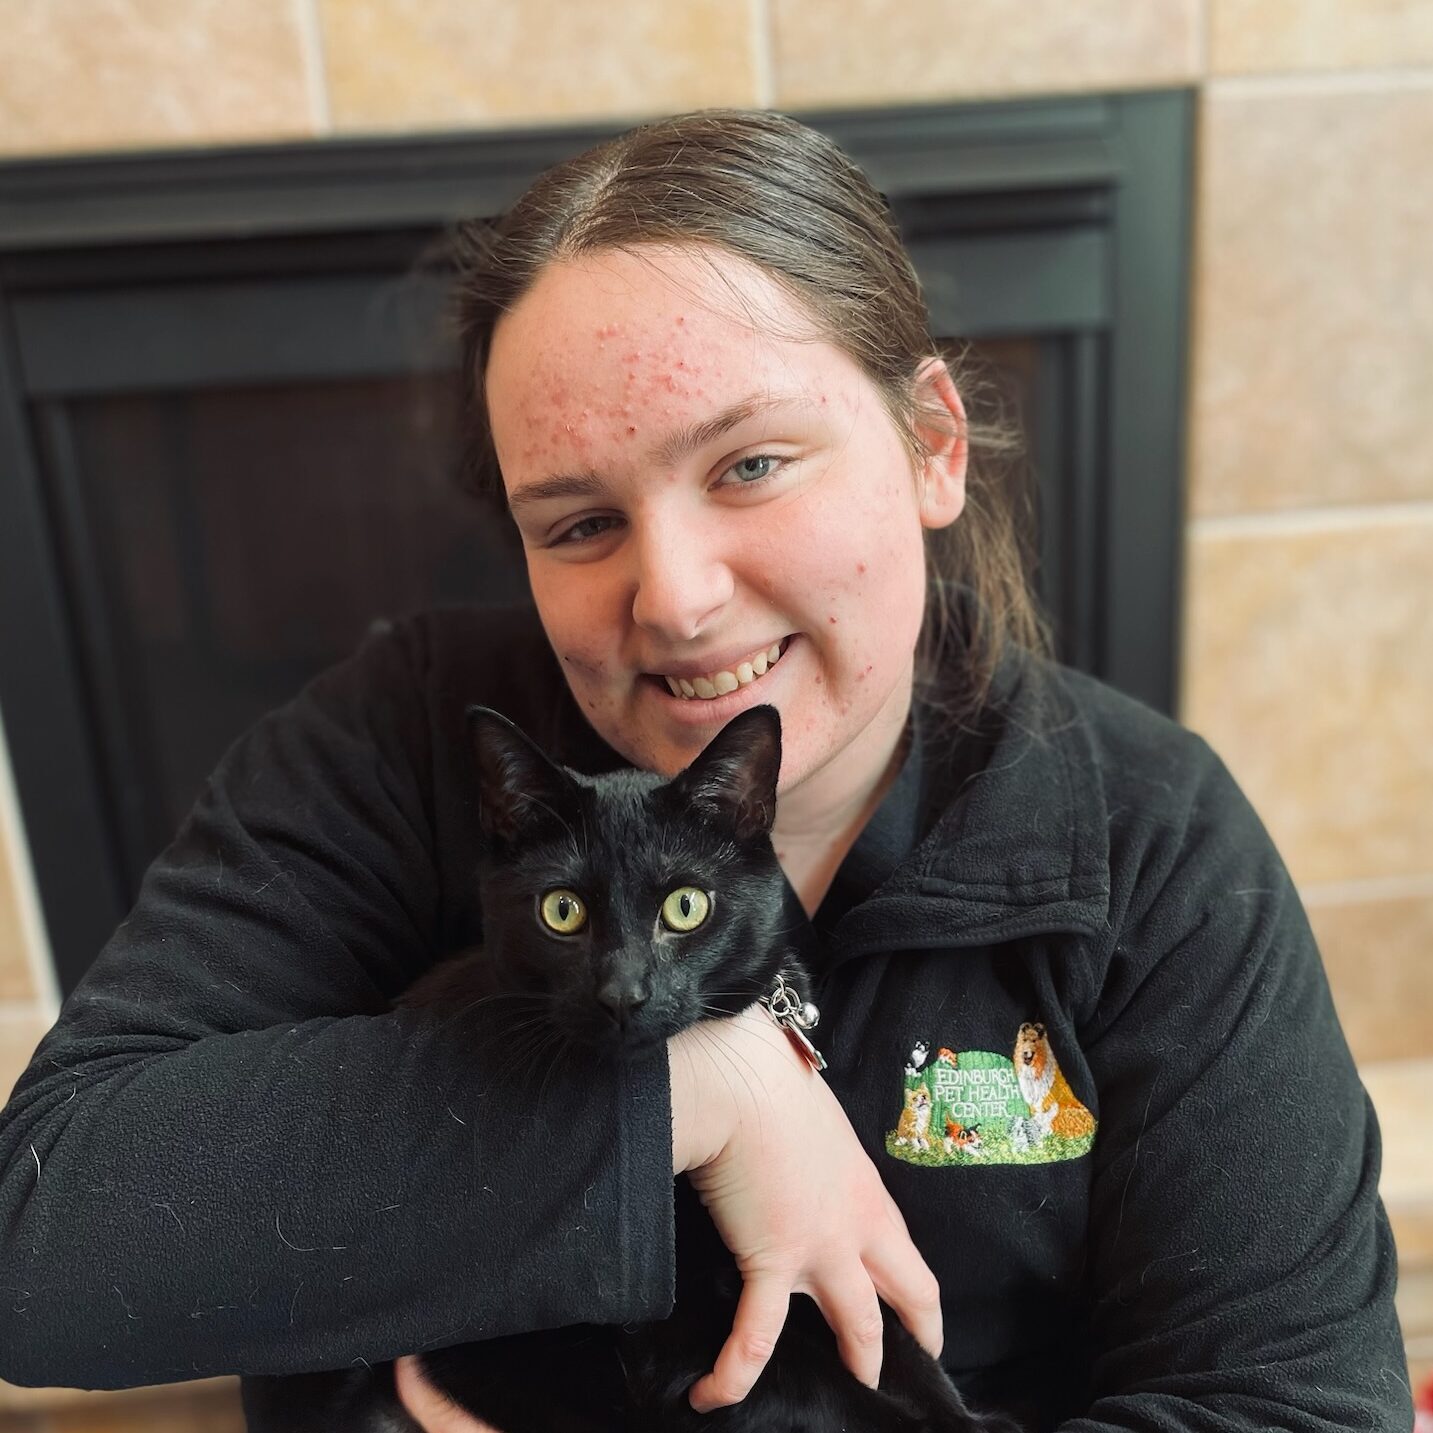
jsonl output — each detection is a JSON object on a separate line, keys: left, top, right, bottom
{"left": 0, "top": 109, "right": 1410, "bottom": 1432}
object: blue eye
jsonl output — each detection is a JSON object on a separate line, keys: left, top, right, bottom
{"left": 722, "top": 454, "right": 785, "bottom": 487}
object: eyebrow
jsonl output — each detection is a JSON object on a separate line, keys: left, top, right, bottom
{"left": 505, "top": 393, "right": 810, "bottom": 515}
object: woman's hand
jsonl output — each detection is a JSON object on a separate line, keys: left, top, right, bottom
{"left": 668, "top": 1004, "right": 944, "bottom": 1414}
{"left": 394, "top": 1354, "right": 504, "bottom": 1433}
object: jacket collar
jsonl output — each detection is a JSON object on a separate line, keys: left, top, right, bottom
{"left": 817, "top": 647, "right": 1112, "bottom": 968}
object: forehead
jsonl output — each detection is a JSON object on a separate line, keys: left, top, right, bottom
{"left": 484, "top": 245, "right": 848, "bottom": 445}
{"left": 493, "top": 243, "right": 819, "bottom": 362}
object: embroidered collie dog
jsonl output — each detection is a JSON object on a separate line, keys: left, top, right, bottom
{"left": 1012, "top": 1022, "right": 1095, "bottom": 1141}
{"left": 894, "top": 1082, "right": 934, "bottom": 1150}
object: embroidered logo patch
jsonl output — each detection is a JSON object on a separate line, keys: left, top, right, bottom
{"left": 885, "top": 1021, "right": 1096, "bottom": 1167}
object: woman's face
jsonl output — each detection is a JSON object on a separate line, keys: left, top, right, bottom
{"left": 485, "top": 243, "right": 966, "bottom": 798}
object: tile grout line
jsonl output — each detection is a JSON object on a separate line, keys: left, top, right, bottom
{"left": 1208, "top": 66, "right": 1433, "bottom": 98}
{"left": 295, "top": 0, "right": 333, "bottom": 135}
{"left": 1301, "top": 873, "right": 1433, "bottom": 907}
{"left": 0, "top": 1001, "right": 50, "bottom": 1023}
{"left": 749, "top": 0, "right": 776, "bottom": 109}
{"left": 1190, "top": 499, "right": 1433, "bottom": 539}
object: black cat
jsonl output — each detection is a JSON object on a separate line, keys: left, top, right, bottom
{"left": 242, "top": 702, "right": 1021, "bottom": 1433}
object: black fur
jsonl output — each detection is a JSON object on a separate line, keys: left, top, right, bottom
{"left": 241, "top": 704, "right": 1021, "bottom": 1432}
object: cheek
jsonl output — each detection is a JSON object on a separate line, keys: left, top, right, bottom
{"left": 803, "top": 472, "right": 926, "bottom": 614}
{"left": 529, "top": 579, "right": 615, "bottom": 684}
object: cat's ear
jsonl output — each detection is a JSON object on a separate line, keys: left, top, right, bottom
{"left": 465, "top": 704, "right": 579, "bottom": 845}
{"left": 668, "top": 703, "right": 781, "bottom": 841}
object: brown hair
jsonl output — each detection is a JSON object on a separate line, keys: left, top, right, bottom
{"left": 442, "top": 106, "right": 1052, "bottom": 737}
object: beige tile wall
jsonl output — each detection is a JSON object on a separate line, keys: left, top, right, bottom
{"left": 1, "top": 0, "right": 1430, "bottom": 1407}
{"left": 1211, "top": 0, "right": 1433, "bottom": 73}
{"left": 0, "top": 0, "right": 318, "bottom": 158}
{"left": 319, "top": 0, "right": 762, "bottom": 128}
{"left": 1190, "top": 81, "right": 1433, "bottom": 514}
{"left": 770, "top": 0, "right": 1202, "bottom": 105}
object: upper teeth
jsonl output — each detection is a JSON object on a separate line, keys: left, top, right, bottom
{"left": 663, "top": 640, "right": 786, "bottom": 700}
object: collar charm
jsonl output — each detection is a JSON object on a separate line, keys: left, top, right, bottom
{"left": 760, "top": 973, "right": 827, "bottom": 1073}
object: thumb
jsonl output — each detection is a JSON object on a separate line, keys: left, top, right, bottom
{"left": 393, "top": 1355, "right": 505, "bottom": 1433}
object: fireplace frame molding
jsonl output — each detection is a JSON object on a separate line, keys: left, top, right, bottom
{"left": 0, "top": 91, "right": 1193, "bottom": 993}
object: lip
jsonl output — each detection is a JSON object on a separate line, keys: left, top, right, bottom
{"left": 643, "top": 634, "right": 797, "bottom": 725}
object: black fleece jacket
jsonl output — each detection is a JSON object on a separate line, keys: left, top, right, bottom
{"left": 0, "top": 603, "right": 1411, "bottom": 1430}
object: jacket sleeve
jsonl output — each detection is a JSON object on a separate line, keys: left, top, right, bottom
{"left": 1064, "top": 740, "right": 1412, "bottom": 1431}
{"left": 0, "top": 617, "right": 675, "bottom": 1390}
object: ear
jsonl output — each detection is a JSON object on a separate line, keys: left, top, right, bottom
{"left": 667, "top": 703, "right": 781, "bottom": 841}
{"left": 465, "top": 704, "right": 579, "bottom": 845}
{"left": 911, "top": 355, "right": 968, "bottom": 531}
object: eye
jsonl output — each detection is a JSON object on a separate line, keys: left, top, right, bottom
{"left": 539, "top": 889, "right": 587, "bottom": 934}
{"left": 660, "top": 886, "right": 711, "bottom": 933}
{"left": 549, "top": 515, "right": 618, "bottom": 548}
{"left": 718, "top": 453, "right": 786, "bottom": 489}
{"left": 548, "top": 454, "right": 789, "bottom": 548}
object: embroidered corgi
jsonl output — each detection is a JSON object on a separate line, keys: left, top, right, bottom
{"left": 885, "top": 1021, "right": 1097, "bottom": 1167}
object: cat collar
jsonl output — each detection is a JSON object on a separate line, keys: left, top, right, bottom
{"left": 760, "top": 973, "right": 828, "bottom": 1074}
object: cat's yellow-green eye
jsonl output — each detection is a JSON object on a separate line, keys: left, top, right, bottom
{"left": 539, "top": 889, "right": 587, "bottom": 934}
{"left": 661, "top": 886, "right": 711, "bottom": 933}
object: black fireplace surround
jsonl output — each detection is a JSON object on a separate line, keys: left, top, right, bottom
{"left": 0, "top": 92, "right": 1193, "bottom": 995}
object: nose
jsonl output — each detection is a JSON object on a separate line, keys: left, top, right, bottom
{"left": 629, "top": 508, "right": 733, "bottom": 643}
{"left": 595, "top": 974, "right": 650, "bottom": 1030}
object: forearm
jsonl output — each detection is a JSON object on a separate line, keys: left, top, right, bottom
{"left": 0, "top": 1008, "right": 675, "bottom": 1388}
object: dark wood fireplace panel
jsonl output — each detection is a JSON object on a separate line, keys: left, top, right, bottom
{"left": 0, "top": 93, "right": 1193, "bottom": 993}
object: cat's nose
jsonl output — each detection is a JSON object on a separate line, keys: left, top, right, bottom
{"left": 596, "top": 978, "right": 650, "bottom": 1029}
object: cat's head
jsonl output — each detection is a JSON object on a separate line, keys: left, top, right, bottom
{"left": 466, "top": 702, "right": 795, "bottom": 1054}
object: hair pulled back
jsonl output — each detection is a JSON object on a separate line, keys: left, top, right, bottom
{"left": 444, "top": 106, "right": 1052, "bottom": 736}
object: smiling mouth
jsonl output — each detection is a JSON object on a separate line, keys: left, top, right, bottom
{"left": 644, "top": 635, "right": 795, "bottom": 702}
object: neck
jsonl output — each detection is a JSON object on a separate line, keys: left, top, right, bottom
{"left": 771, "top": 673, "right": 913, "bottom": 916}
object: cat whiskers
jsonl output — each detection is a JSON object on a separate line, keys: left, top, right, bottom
{"left": 416, "top": 988, "right": 580, "bottom": 1096}
{"left": 695, "top": 1005, "right": 770, "bottom": 1086}
{"left": 425, "top": 988, "right": 554, "bottom": 1039}
{"left": 528, "top": 1026, "right": 579, "bottom": 1115}
{"left": 688, "top": 1022, "right": 771, "bottom": 1146}
{"left": 486, "top": 1009, "right": 578, "bottom": 1081}
{"left": 485, "top": 1015, "right": 564, "bottom": 1076}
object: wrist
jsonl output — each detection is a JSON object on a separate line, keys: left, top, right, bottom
{"left": 667, "top": 1004, "right": 806, "bottom": 1175}
{"left": 668, "top": 1024, "right": 729, "bottom": 1174}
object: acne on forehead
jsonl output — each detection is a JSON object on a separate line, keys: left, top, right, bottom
{"left": 544, "top": 320, "right": 722, "bottom": 449}
{"left": 494, "top": 278, "right": 845, "bottom": 483}
{"left": 512, "top": 317, "right": 724, "bottom": 464}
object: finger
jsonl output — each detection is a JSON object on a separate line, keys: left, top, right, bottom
{"left": 394, "top": 1354, "right": 505, "bottom": 1433}
{"left": 861, "top": 1223, "right": 944, "bottom": 1362}
{"left": 688, "top": 1273, "right": 792, "bottom": 1413}
{"left": 804, "top": 1267, "right": 886, "bottom": 1390}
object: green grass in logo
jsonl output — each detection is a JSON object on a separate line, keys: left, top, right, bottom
{"left": 884, "top": 1127, "right": 1095, "bottom": 1167}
